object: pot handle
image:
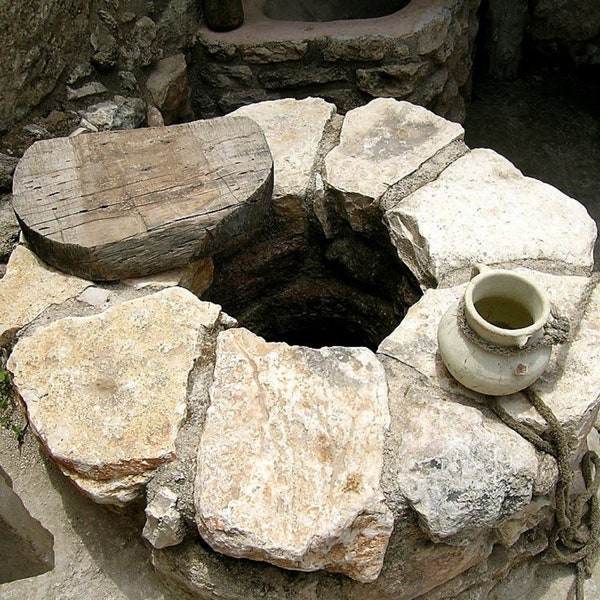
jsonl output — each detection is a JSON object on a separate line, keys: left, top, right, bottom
{"left": 470, "top": 263, "right": 491, "bottom": 279}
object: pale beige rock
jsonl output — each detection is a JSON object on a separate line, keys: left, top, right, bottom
{"left": 0, "top": 245, "right": 91, "bottom": 346}
{"left": 380, "top": 358, "right": 539, "bottom": 541}
{"left": 384, "top": 148, "right": 597, "bottom": 288}
{"left": 231, "top": 98, "right": 336, "bottom": 233}
{"left": 62, "top": 468, "right": 153, "bottom": 507}
{"left": 146, "top": 105, "right": 165, "bottom": 127}
{"left": 8, "top": 288, "right": 222, "bottom": 482}
{"left": 195, "top": 328, "right": 392, "bottom": 583}
{"left": 146, "top": 54, "right": 190, "bottom": 125}
{"left": 494, "top": 498, "right": 554, "bottom": 547}
{"left": 143, "top": 486, "right": 185, "bottom": 549}
{"left": 77, "top": 286, "right": 111, "bottom": 307}
{"left": 502, "top": 274, "right": 600, "bottom": 442}
{"left": 324, "top": 98, "right": 464, "bottom": 233}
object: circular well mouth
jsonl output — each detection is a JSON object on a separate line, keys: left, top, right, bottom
{"left": 204, "top": 233, "right": 422, "bottom": 351}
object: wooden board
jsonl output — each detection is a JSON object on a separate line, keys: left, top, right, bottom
{"left": 12, "top": 116, "right": 273, "bottom": 281}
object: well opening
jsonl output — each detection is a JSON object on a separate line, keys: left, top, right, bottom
{"left": 204, "top": 228, "right": 422, "bottom": 351}
{"left": 262, "top": 0, "right": 412, "bottom": 22}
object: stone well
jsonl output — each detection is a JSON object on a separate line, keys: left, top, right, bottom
{"left": 2, "top": 97, "right": 600, "bottom": 599}
{"left": 191, "top": 0, "right": 478, "bottom": 122}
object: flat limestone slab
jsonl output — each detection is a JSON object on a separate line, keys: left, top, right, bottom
{"left": 324, "top": 98, "right": 464, "bottom": 233}
{"left": 8, "top": 288, "right": 222, "bottom": 481}
{"left": 230, "top": 98, "right": 335, "bottom": 203}
{"left": 195, "top": 327, "right": 393, "bottom": 583}
{"left": 381, "top": 358, "right": 539, "bottom": 541}
{"left": 230, "top": 98, "right": 336, "bottom": 232}
{"left": 384, "top": 148, "right": 597, "bottom": 288}
{"left": 12, "top": 116, "right": 273, "bottom": 280}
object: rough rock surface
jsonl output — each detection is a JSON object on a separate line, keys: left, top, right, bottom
{"left": 531, "top": 0, "right": 600, "bottom": 42}
{"left": 195, "top": 327, "right": 392, "bottom": 582}
{"left": 79, "top": 95, "right": 146, "bottom": 131}
{"left": 0, "top": 154, "right": 19, "bottom": 191}
{"left": 0, "top": 197, "right": 19, "bottom": 262}
{"left": 191, "top": 0, "right": 478, "bottom": 122}
{"left": 143, "top": 486, "right": 186, "bottom": 549}
{"left": 67, "top": 81, "right": 108, "bottom": 102}
{"left": 384, "top": 148, "right": 597, "bottom": 288}
{"left": 483, "top": 0, "right": 529, "bottom": 80}
{"left": 324, "top": 99, "right": 465, "bottom": 233}
{"left": 231, "top": 98, "right": 336, "bottom": 232}
{"left": 8, "top": 288, "right": 222, "bottom": 499}
{"left": 380, "top": 358, "right": 540, "bottom": 541}
{"left": 501, "top": 273, "right": 600, "bottom": 442}
{"left": 120, "top": 16, "right": 162, "bottom": 70}
{"left": 0, "top": 245, "right": 91, "bottom": 346}
{"left": 146, "top": 53, "right": 191, "bottom": 125}
{"left": 0, "top": 0, "right": 91, "bottom": 131}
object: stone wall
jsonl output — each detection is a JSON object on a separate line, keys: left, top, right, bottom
{"left": 190, "top": 0, "right": 480, "bottom": 123}
{"left": 0, "top": 0, "right": 596, "bottom": 135}
{"left": 529, "top": 0, "right": 600, "bottom": 69}
{"left": 0, "top": 0, "right": 91, "bottom": 131}
{"left": 0, "top": 0, "right": 199, "bottom": 134}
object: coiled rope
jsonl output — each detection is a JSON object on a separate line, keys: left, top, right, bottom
{"left": 456, "top": 302, "right": 600, "bottom": 599}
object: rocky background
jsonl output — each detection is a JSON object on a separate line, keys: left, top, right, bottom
{"left": 0, "top": 0, "right": 596, "bottom": 329}
{"left": 0, "top": 0, "right": 198, "bottom": 134}
{"left": 480, "top": 0, "right": 600, "bottom": 80}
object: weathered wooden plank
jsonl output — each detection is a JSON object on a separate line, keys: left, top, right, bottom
{"left": 12, "top": 116, "right": 274, "bottom": 280}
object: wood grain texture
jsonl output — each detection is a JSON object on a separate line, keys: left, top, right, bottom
{"left": 12, "top": 116, "right": 273, "bottom": 281}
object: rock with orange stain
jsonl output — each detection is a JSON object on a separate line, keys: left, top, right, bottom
{"left": 194, "top": 327, "right": 392, "bottom": 583}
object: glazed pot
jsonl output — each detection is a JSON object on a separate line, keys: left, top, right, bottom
{"left": 437, "top": 265, "right": 552, "bottom": 396}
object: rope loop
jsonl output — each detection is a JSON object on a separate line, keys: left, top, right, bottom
{"left": 457, "top": 298, "right": 570, "bottom": 355}
{"left": 492, "top": 389, "right": 600, "bottom": 600}
{"left": 453, "top": 294, "right": 597, "bottom": 596}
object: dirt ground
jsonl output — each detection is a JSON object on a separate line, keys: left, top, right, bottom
{"left": 0, "top": 423, "right": 192, "bottom": 600}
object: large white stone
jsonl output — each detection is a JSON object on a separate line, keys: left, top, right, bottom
{"left": 384, "top": 148, "right": 596, "bottom": 288}
{"left": 380, "top": 359, "right": 539, "bottom": 541}
{"left": 195, "top": 327, "right": 392, "bottom": 583}
{"left": 8, "top": 288, "right": 222, "bottom": 483}
{"left": 324, "top": 98, "right": 464, "bottom": 233}
{"left": 146, "top": 53, "right": 190, "bottom": 125}
{"left": 0, "top": 245, "right": 91, "bottom": 345}
{"left": 231, "top": 98, "right": 336, "bottom": 232}
{"left": 378, "top": 270, "right": 600, "bottom": 442}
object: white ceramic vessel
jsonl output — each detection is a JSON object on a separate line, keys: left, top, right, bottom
{"left": 437, "top": 265, "right": 552, "bottom": 396}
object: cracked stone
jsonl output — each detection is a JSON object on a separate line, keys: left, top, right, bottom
{"left": 195, "top": 327, "right": 393, "bottom": 582}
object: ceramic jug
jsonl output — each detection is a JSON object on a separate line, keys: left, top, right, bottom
{"left": 437, "top": 265, "right": 552, "bottom": 396}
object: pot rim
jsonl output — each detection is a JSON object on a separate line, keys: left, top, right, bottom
{"left": 464, "top": 269, "right": 551, "bottom": 343}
